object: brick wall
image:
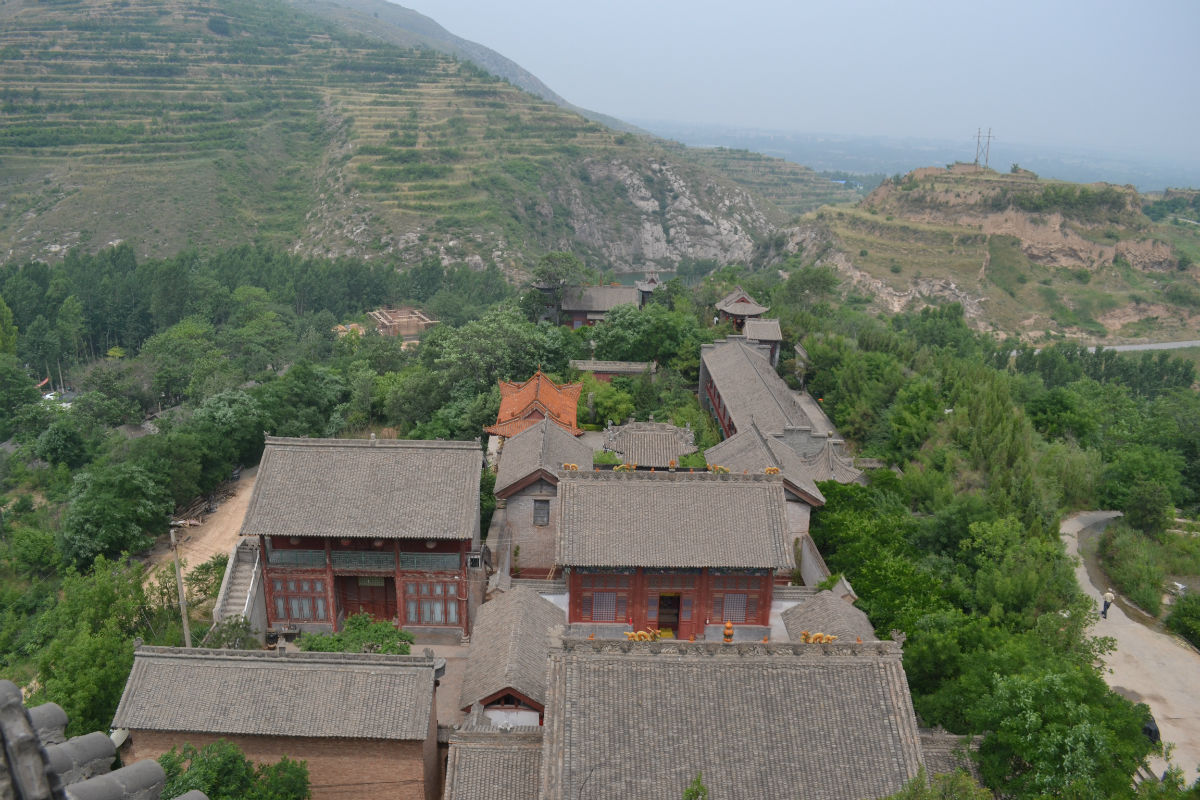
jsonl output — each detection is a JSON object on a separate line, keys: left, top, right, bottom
{"left": 506, "top": 484, "right": 559, "bottom": 577}
{"left": 124, "top": 730, "right": 438, "bottom": 800}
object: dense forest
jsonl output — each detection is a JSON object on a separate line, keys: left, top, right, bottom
{"left": 3, "top": 244, "right": 1200, "bottom": 797}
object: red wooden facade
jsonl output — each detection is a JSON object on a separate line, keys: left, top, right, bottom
{"left": 567, "top": 568, "right": 772, "bottom": 640}
{"left": 702, "top": 374, "right": 736, "bottom": 439}
{"left": 260, "top": 535, "right": 470, "bottom": 634}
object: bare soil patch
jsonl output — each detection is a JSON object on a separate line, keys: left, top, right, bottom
{"left": 142, "top": 466, "right": 258, "bottom": 577}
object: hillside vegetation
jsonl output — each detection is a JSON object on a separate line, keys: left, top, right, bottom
{"left": 786, "top": 164, "right": 1200, "bottom": 341}
{"left": 0, "top": 0, "right": 779, "bottom": 270}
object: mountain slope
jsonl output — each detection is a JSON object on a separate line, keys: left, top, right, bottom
{"left": 783, "top": 164, "right": 1200, "bottom": 341}
{"left": 0, "top": 0, "right": 772, "bottom": 269}
{"left": 283, "top": 0, "right": 642, "bottom": 134}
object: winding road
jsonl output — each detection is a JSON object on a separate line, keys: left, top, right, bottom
{"left": 1062, "top": 511, "right": 1200, "bottom": 781}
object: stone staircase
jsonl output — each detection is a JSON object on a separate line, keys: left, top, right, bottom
{"left": 214, "top": 539, "right": 261, "bottom": 622}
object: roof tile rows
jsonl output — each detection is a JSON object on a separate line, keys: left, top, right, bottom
{"left": 602, "top": 421, "right": 697, "bottom": 469}
{"left": 1, "top": 680, "right": 208, "bottom": 800}
{"left": 239, "top": 437, "right": 482, "bottom": 541}
{"left": 560, "top": 286, "right": 639, "bottom": 313}
{"left": 701, "top": 337, "right": 813, "bottom": 435}
{"left": 715, "top": 286, "right": 768, "bottom": 317}
{"left": 742, "top": 317, "right": 782, "bottom": 342}
{"left": 705, "top": 422, "right": 825, "bottom": 505}
{"left": 556, "top": 471, "right": 793, "bottom": 569}
{"left": 459, "top": 588, "right": 566, "bottom": 711}
{"left": 485, "top": 371, "right": 583, "bottom": 439}
{"left": 541, "top": 638, "right": 924, "bottom": 800}
{"left": 568, "top": 359, "right": 656, "bottom": 376}
{"left": 112, "top": 648, "right": 435, "bottom": 740}
{"left": 494, "top": 420, "right": 592, "bottom": 498}
{"left": 443, "top": 730, "right": 542, "bottom": 800}
{"left": 781, "top": 590, "right": 878, "bottom": 642}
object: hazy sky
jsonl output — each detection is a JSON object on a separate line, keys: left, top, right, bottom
{"left": 402, "top": 0, "right": 1200, "bottom": 168}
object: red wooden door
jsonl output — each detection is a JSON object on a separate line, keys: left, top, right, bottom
{"left": 336, "top": 576, "right": 397, "bottom": 622}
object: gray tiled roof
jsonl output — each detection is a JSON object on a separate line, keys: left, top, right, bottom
{"left": 459, "top": 589, "right": 565, "bottom": 710}
{"left": 781, "top": 591, "right": 878, "bottom": 642}
{"left": 715, "top": 286, "right": 768, "bottom": 317}
{"left": 541, "top": 638, "right": 925, "bottom": 800}
{"left": 556, "top": 471, "right": 793, "bottom": 569}
{"left": 1, "top": 680, "right": 207, "bottom": 800}
{"left": 443, "top": 730, "right": 542, "bottom": 800}
{"left": 603, "top": 421, "right": 697, "bottom": 469}
{"left": 495, "top": 420, "right": 592, "bottom": 498}
{"left": 112, "top": 648, "right": 435, "bottom": 740}
{"left": 702, "top": 338, "right": 813, "bottom": 434}
{"left": 799, "top": 436, "right": 864, "bottom": 484}
{"left": 705, "top": 422, "right": 825, "bottom": 505}
{"left": 743, "top": 317, "right": 782, "bottom": 342}
{"left": 239, "top": 437, "right": 481, "bottom": 540}
{"left": 568, "top": 359, "right": 656, "bottom": 376}
{"left": 561, "top": 286, "right": 639, "bottom": 312}
{"left": 919, "top": 728, "right": 981, "bottom": 780}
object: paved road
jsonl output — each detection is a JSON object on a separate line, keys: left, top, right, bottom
{"left": 1100, "top": 340, "right": 1200, "bottom": 353}
{"left": 1062, "top": 511, "right": 1200, "bottom": 781}
{"left": 1023, "top": 340, "right": 1200, "bottom": 356}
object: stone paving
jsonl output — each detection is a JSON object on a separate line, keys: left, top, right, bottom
{"left": 1063, "top": 510, "right": 1200, "bottom": 781}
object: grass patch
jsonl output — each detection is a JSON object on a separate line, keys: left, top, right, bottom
{"left": 1098, "top": 521, "right": 1200, "bottom": 617}
{"left": 986, "top": 234, "right": 1030, "bottom": 297}
{"left": 1098, "top": 522, "right": 1164, "bottom": 614}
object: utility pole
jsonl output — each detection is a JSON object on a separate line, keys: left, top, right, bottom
{"left": 975, "top": 128, "right": 995, "bottom": 169}
{"left": 170, "top": 528, "right": 192, "bottom": 647}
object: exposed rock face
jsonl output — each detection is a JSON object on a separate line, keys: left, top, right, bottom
{"left": 550, "top": 159, "right": 769, "bottom": 272}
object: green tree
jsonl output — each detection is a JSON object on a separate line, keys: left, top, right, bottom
{"left": 203, "top": 615, "right": 259, "bottom": 650}
{"left": 139, "top": 316, "right": 224, "bottom": 404}
{"left": 35, "top": 417, "right": 89, "bottom": 468}
{"left": 38, "top": 619, "right": 136, "bottom": 736}
{"left": 1123, "top": 481, "right": 1174, "bottom": 539}
{"left": 56, "top": 294, "right": 86, "bottom": 363}
{"left": 18, "top": 314, "right": 59, "bottom": 381}
{"left": 968, "top": 670, "right": 1153, "bottom": 798}
{"left": 191, "top": 389, "right": 269, "bottom": 466}
{"left": 0, "top": 293, "right": 17, "bottom": 354}
{"left": 528, "top": 252, "right": 593, "bottom": 324}
{"left": 160, "top": 740, "right": 309, "bottom": 800}
{"left": 295, "top": 612, "right": 413, "bottom": 654}
{"left": 59, "top": 463, "right": 173, "bottom": 567}
{"left": 1166, "top": 592, "right": 1200, "bottom": 649}
{"left": 0, "top": 353, "right": 39, "bottom": 440}
{"left": 1100, "top": 445, "right": 1186, "bottom": 511}
{"left": 883, "top": 768, "right": 992, "bottom": 799}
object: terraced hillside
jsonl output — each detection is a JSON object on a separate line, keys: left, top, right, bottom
{"left": 663, "top": 143, "right": 863, "bottom": 218}
{"left": 788, "top": 164, "right": 1200, "bottom": 341}
{"left": 0, "top": 0, "right": 778, "bottom": 269}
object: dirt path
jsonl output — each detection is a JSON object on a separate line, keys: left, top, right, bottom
{"left": 1062, "top": 511, "right": 1200, "bottom": 780}
{"left": 143, "top": 466, "right": 258, "bottom": 577}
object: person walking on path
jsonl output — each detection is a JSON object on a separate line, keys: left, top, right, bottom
{"left": 1102, "top": 588, "right": 1115, "bottom": 619}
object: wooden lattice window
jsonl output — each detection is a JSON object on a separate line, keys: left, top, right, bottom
{"left": 272, "top": 578, "right": 327, "bottom": 622}
{"left": 404, "top": 580, "right": 461, "bottom": 626}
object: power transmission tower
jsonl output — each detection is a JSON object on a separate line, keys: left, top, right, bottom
{"left": 974, "top": 128, "right": 995, "bottom": 169}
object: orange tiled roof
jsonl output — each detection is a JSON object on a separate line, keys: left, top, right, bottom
{"left": 484, "top": 371, "right": 583, "bottom": 438}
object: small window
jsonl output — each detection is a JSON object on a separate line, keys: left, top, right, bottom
{"left": 533, "top": 499, "right": 550, "bottom": 526}
{"left": 592, "top": 592, "right": 617, "bottom": 622}
{"left": 723, "top": 593, "right": 748, "bottom": 623}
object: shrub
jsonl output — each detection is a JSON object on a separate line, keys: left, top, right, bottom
{"left": 295, "top": 612, "right": 413, "bottom": 654}
{"left": 1098, "top": 524, "right": 1163, "bottom": 615}
{"left": 1166, "top": 593, "right": 1200, "bottom": 648}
